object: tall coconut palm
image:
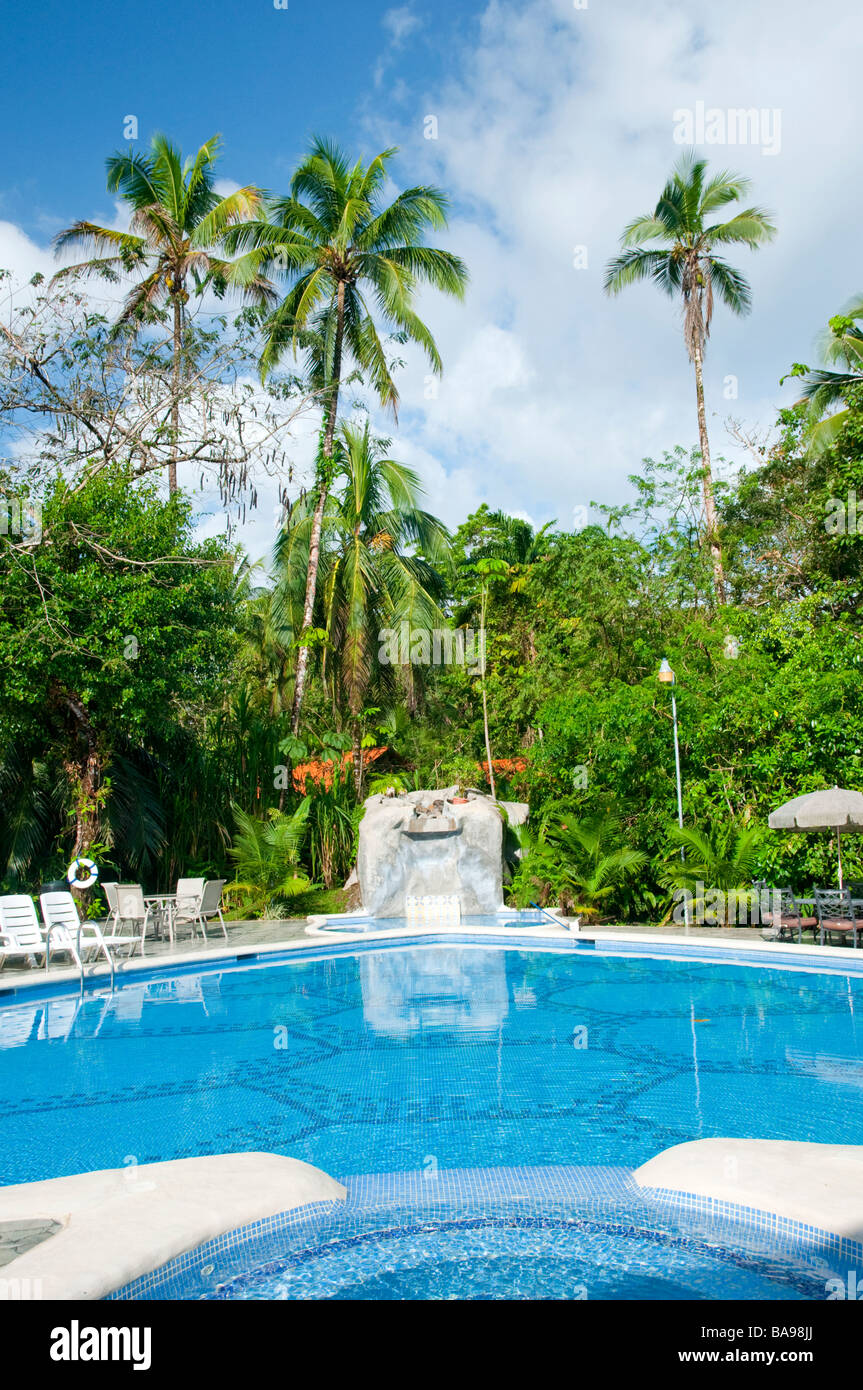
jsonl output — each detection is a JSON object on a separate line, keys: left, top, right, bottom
{"left": 224, "top": 138, "right": 468, "bottom": 733}
{"left": 52, "top": 133, "right": 271, "bottom": 493}
{"left": 604, "top": 154, "right": 775, "bottom": 602}
{"left": 474, "top": 556, "right": 509, "bottom": 800}
{"left": 272, "top": 419, "right": 451, "bottom": 798}
{"left": 797, "top": 299, "right": 863, "bottom": 453}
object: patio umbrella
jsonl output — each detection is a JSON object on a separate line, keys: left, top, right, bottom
{"left": 768, "top": 786, "right": 863, "bottom": 888}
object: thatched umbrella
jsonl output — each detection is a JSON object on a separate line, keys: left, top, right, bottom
{"left": 768, "top": 787, "right": 863, "bottom": 888}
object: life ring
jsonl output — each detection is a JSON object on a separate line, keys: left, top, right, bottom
{"left": 67, "top": 857, "right": 98, "bottom": 890}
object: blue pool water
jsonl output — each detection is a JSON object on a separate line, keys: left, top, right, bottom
{"left": 120, "top": 1165, "right": 839, "bottom": 1301}
{"left": 3, "top": 939, "right": 863, "bottom": 1298}
{"left": 2, "top": 943, "right": 863, "bottom": 1183}
{"left": 209, "top": 1220, "right": 821, "bottom": 1301}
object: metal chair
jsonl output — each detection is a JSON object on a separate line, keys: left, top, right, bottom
{"left": 197, "top": 879, "right": 228, "bottom": 941}
{"left": 101, "top": 881, "right": 120, "bottom": 934}
{"left": 756, "top": 884, "right": 818, "bottom": 944}
{"left": 814, "top": 888, "right": 860, "bottom": 948}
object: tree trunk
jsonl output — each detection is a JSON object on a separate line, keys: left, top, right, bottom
{"left": 169, "top": 294, "right": 183, "bottom": 496}
{"left": 290, "top": 281, "right": 346, "bottom": 736}
{"left": 351, "top": 719, "right": 364, "bottom": 802}
{"left": 692, "top": 346, "right": 726, "bottom": 603}
{"left": 58, "top": 694, "right": 102, "bottom": 861}
{"left": 480, "top": 585, "right": 496, "bottom": 800}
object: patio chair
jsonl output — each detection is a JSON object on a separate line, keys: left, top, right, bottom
{"left": 172, "top": 878, "right": 206, "bottom": 941}
{"left": 197, "top": 879, "right": 228, "bottom": 941}
{"left": 40, "top": 892, "right": 141, "bottom": 969}
{"left": 115, "top": 884, "right": 159, "bottom": 953}
{"left": 101, "top": 881, "right": 120, "bottom": 933}
{"left": 757, "top": 884, "right": 818, "bottom": 944}
{"left": 0, "top": 895, "right": 48, "bottom": 969}
{"left": 814, "top": 888, "right": 860, "bottom": 948}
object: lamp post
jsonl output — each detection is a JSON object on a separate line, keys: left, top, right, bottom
{"left": 658, "top": 659, "right": 689, "bottom": 932}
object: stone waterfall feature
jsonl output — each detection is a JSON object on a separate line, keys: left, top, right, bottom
{"left": 356, "top": 788, "right": 528, "bottom": 918}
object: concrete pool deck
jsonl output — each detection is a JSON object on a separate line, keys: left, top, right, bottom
{"left": 3, "top": 913, "right": 863, "bottom": 995}
{"left": 0, "top": 1153, "right": 345, "bottom": 1300}
{"left": 636, "top": 1139, "right": 863, "bottom": 1246}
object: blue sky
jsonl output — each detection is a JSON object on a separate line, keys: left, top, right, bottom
{"left": 2, "top": 0, "right": 862, "bottom": 556}
{"left": 0, "top": 0, "right": 468, "bottom": 236}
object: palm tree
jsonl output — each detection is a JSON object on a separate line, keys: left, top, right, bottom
{"left": 224, "top": 138, "right": 468, "bottom": 733}
{"left": 545, "top": 814, "right": 648, "bottom": 917}
{"left": 604, "top": 154, "right": 775, "bottom": 602}
{"left": 461, "top": 507, "right": 555, "bottom": 596}
{"left": 52, "top": 133, "right": 270, "bottom": 493}
{"left": 272, "top": 419, "right": 451, "bottom": 798}
{"left": 474, "top": 556, "right": 509, "bottom": 799}
{"left": 225, "top": 798, "right": 312, "bottom": 918}
{"left": 660, "top": 820, "right": 761, "bottom": 925}
{"left": 797, "top": 299, "right": 863, "bottom": 453}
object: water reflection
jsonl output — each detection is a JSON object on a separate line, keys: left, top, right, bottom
{"left": 360, "top": 947, "right": 509, "bottom": 1037}
{"left": 0, "top": 971, "right": 225, "bottom": 1048}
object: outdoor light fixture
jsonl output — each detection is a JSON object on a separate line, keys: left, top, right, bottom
{"left": 658, "top": 658, "right": 689, "bottom": 931}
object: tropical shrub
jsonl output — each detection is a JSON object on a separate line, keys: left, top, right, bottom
{"left": 224, "top": 799, "right": 312, "bottom": 918}
{"left": 659, "top": 820, "right": 762, "bottom": 926}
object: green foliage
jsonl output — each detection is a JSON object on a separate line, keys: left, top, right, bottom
{"left": 510, "top": 811, "right": 648, "bottom": 919}
{"left": 4, "top": 131, "right": 863, "bottom": 933}
{"left": 303, "top": 771, "right": 361, "bottom": 890}
{"left": 0, "top": 467, "right": 238, "bottom": 885}
{"left": 53, "top": 132, "right": 269, "bottom": 330}
{"left": 224, "top": 799, "right": 312, "bottom": 917}
{"left": 222, "top": 136, "right": 468, "bottom": 389}
{"left": 659, "top": 820, "right": 762, "bottom": 924}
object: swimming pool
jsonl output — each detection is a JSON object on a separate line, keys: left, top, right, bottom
{"left": 2, "top": 938, "right": 862, "bottom": 1298}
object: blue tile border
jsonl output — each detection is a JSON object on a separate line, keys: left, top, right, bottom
{"left": 5, "top": 925, "right": 863, "bottom": 1011}
{"left": 110, "top": 1163, "right": 857, "bottom": 1301}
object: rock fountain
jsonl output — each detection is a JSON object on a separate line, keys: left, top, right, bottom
{"left": 356, "top": 786, "right": 528, "bottom": 918}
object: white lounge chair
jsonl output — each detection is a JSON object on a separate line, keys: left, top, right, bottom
{"left": 0, "top": 895, "right": 49, "bottom": 969}
{"left": 40, "top": 892, "right": 140, "bottom": 969}
{"left": 0, "top": 894, "right": 85, "bottom": 971}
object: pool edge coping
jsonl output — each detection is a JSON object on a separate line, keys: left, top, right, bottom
{"left": 108, "top": 1158, "right": 863, "bottom": 1302}
{"left": 4, "top": 920, "right": 863, "bottom": 999}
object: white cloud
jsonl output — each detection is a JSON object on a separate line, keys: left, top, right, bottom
{"left": 0, "top": 221, "right": 55, "bottom": 283}
{"left": 376, "top": 5, "right": 425, "bottom": 89}
{"left": 6, "top": 0, "right": 862, "bottom": 553}
{"left": 382, "top": 5, "right": 423, "bottom": 47}
{"left": 358, "top": 0, "right": 863, "bottom": 527}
